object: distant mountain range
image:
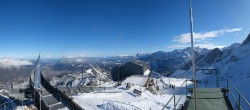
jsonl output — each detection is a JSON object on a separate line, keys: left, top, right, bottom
{"left": 136, "top": 47, "right": 209, "bottom": 72}
{"left": 0, "top": 58, "right": 34, "bottom": 83}
{"left": 50, "top": 47, "right": 209, "bottom": 73}
{"left": 2, "top": 34, "right": 250, "bottom": 86}
{"left": 53, "top": 55, "right": 136, "bottom": 71}
{"left": 53, "top": 56, "right": 86, "bottom": 70}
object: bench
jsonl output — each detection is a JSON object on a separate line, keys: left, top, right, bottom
{"left": 133, "top": 89, "right": 142, "bottom": 96}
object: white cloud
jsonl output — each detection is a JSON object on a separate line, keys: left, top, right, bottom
{"left": 168, "top": 44, "right": 189, "bottom": 49}
{"left": 117, "top": 54, "right": 129, "bottom": 57}
{"left": 195, "top": 43, "right": 226, "bottom": 49}
{"left": 0, "top": 58, "right": 33, "bottom": 68}
{"left": 174, "top": 28, "right": 242, "bottom": 43}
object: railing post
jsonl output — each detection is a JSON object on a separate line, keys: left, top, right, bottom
{"left": 227, "top": 79, "right": 228, "bottom": 89}
{"left": 169, "top": 77, "right": 170, "bottom": 85}
{"left": 216, "top": 72, "right": 219, "bottom": 88}
{"left": 196, "top": 80, "right": 198, "bottom": 88}
{"left": 238, "top": 94, "right": 241, "bottom": 109}
{"left": 4, "top": 103, "right": 6, "bottom": 110}
{"left": 174, "top": 95, "right": 176, "bottom": 110}
{"left": 186, "top": 80, "right": 187, "bottom": 97}
{"left": 227, "top": 79, "right": 229, "bottom": 96}
{"left": 206, "top": 80, "right": 207, "bottom": 88}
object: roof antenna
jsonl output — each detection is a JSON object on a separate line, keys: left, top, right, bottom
{"left": 82, "top": 67, "right": 84, "bottom": 80}
{"left": 189, "top": 0, "right": 197, "bottom": 110}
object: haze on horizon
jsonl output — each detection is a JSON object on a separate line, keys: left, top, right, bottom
{"left": 1, "top": 0, "right": 250, "bottom": 58}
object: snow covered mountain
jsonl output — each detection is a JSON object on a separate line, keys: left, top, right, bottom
{"left": 50, "top": 66, "right": 112, "bottom": 87}
{"left": 0, "top": 58, "right": 34, "bottom": 83}
{"left": 136, "top": 47, "right": 209, "bottom": 71}
{"left": 184, "top": 34, "right": 250, "bottom": 78}
{"left": 53, "top": 56, "right": 85, "bottom": 70}
{"left": 172, "top": 34, "right": 250, "bottom": 104}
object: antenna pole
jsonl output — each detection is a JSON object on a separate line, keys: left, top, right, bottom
{"left": 118, "top": 64, "right": 120, "bottom": 85}
{"left": 189, "top": 0, "right": 197, "bottom": 110}
{"left": 82, "top": 68, "right": 84, "bottom": 80}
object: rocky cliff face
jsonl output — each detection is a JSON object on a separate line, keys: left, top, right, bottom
{"left": 53, "top": 56, "right": 84, "bottom": 70}
{"left": 172, "top": 33, "right": 250, "bottom": 104}
{"left": 242, "top": 33, "right": 250, "bottom": 45}
{"left": 205, "top": 48, "right": 222, "bottom": 64}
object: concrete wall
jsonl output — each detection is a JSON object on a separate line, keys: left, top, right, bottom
{"left": 111, "top": 61, "right": 148, "bottom": 81}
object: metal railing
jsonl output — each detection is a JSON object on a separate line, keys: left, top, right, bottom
{"left": 162, "top": 80, "right": 188, "bottom": 110}
{"left": 29, "top": 74, "right": 85, "bottom": 110}
{"left": 195, "top": 68, "right": 219, "bottom": 88}
{"left": 103, "top": 99, "right": 142, "bottom": 110}
{"left": 0, "top": 98, "right": 18, "bottom": 110}
{"left": 40, "top": 74, "right": 84, "bottom": 110}
{"left": 143, "top": 91, "right": 164, "bottom": 107}
{"left": 227, "top": 79, "right": 250, "bottom": 110}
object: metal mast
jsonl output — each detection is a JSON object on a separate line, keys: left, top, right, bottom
{"left": 189, "top": 0, "right": 197, "bottom": 110}
{"left": 82, "top": 68, "right": 84, "bottom": 80}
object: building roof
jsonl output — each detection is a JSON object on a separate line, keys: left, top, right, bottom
{"left": 123, "top": 75, "right": 148, "bottom": 86}
{"left": 130, "top": 61, "right": 147, "bottom": 67}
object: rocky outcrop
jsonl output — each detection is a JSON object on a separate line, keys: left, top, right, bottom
{"left": 242, "top": 33, "right": 250, "bottom": 45}
{"left": 205, "top": 48, "right": 222, "bottom": 64}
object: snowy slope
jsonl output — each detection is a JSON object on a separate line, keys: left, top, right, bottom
{"left": 72, "top": 77, "right": 192, "bottom": 110}
{"left": 53, "top": 56, "right": 85, "bottom": 70}
{"left": 171, "top": 34, "right": 250, "bottom": 109}
{"left": 50, "top": 66, "right": 111, "bottom": 87}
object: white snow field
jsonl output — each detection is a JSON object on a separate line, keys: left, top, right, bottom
{"left": 72, "top": 77, "right": 192, "bottom": 110}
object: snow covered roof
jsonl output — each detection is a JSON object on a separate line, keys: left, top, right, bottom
{"left": 143, "top": 69, "right": 150, "bottom": 76}
{"left": 123, "top": 75, "right": 149, "bottom": 86}
{"left": 130, "top": 61, "right": 147, "bottom": 67}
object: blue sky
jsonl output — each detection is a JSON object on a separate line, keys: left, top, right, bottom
{"left": 0, "top": 0, "right": 249, "bottom": 58}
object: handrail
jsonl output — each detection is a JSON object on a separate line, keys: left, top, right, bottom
{"left": 30, "top": 73, "right": 85, "bottom": 110}
{"left": 228, "top": 90, "right": 243, "bottom": 110}
{"left": 103, "top": 99, "right": 142, "bottom": 110}
{"left": 143, "top": 91, "right": 164, "bottom": 106}
{"left": 176, "top": 89, "right": 185, "bottom": 106}
{"left": 0, "top": 97, "right": 18, "bottom": 109}
{"left": 227, "top": 79, "right": 250, "bottom": 107}
{"left": 162, "top": 80, "right": 187, "bottom": 110}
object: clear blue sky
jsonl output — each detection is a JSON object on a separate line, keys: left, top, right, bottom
{"left": 0, "top": 0, "right": 249, "bottom": 58}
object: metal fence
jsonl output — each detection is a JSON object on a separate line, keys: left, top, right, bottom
{"left": 162, "top": 80, "right": 189, "bottom": 110}
{"left": 40, "top": 74, "right": 84, "bottom": 110}
{"left": 0, "top": 98, "right": 17, "bottom": 110}
{"left": 103, "top": 99, "right": 142, "bottom": 110}
{"left": 227, "top": 79, "right": 250, "bottom": 110}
